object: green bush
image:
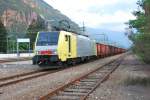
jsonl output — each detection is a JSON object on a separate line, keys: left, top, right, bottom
{"left": 124, "top": 76, "right": 150, "bottom": 86}
{"left": 133, "top": 33, "right": 150, "bottom": 63}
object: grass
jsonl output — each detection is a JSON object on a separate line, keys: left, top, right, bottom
{"left": 124, "top": 76, "right": 150, "bottom": 86}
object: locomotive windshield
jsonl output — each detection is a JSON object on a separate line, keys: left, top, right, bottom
{"left": 36, "top": 32, "right": 59, "bottom": 46}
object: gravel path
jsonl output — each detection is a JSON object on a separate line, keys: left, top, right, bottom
{"left": 0, "top": 55, "right": 121, "bottom": 100}
{"left": 88, "top": 52, "right": 150, "bottom": 100}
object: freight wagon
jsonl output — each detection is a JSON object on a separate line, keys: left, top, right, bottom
{"left": 96, "top": 43, "right": 123, "bottom": 58}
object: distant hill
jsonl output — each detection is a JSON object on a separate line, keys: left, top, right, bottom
{"left": 86, "top": 28, "right": 132, "bottom": 48}
{"left": 0, "top": 0, "right": 80, "bottom": 38}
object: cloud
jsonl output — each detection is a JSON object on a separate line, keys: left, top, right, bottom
{"left": 64, "top": 10, "right": 135, "bottom": 29}
{"left": 44, "top": 0, "right": 121, "bottom": 10}
{"left": 44, "top": 0, "right": 137, "bottom": 30}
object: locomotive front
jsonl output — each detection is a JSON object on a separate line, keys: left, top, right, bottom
{"left": 32, "top": 31, "right": 60, "bottom": 65}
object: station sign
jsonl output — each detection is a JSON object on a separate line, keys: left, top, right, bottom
{"left": 16, "top": 38, "right": 31, "bottom": 57}
{"left": 17, "top": 38, "right": 30, "bottom": 43}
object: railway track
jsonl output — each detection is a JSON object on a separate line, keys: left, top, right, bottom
{"left": 0, "top": 68, "right": 60, "bottom": 87}
{"left": 0, "top": 58, "right": 97, "bottom": 88}
{"left": 39, "top": 56, "right": 124, "bottom": 100}
{"left": 0, "top": 57, "right": 104, "bottom": 87}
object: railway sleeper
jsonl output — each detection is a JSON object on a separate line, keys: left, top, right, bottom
{"left": 93, "top": 73, "right": 104, "bottom": 76}
{"left": 69, "top": 85, "right": 93, "bottom": 90}
{"left": 64, "top": 88, "right": 89, "bottom": 93}
{"left": 74, "top": 82, "right": 96, "bottom": 86}
{"left": 107, "top": 64, "right": 118, "bottom": 66}
{"left": 103, "top": 66, "right": 116, "bottom": 69}
{"left": 101, "top": 68, "right": 116, "bottom": 72}
{"left": 87, "top": 74, "right": 104, "bottom": 78}
{"left": 50, "top": 95, "right": 80, "bottom": 100}
{"left": 78, "top": 80, "right": 96, "bottom": 83}
{"left": 58, "top": 91, "right": 87, "bottom": 96}
{"left": 95, "top": 71, "right": 110, "bottom": 74}
{"left": 86, "top": 77, "right": 101, "bottom": 80}
{"left": 71, "top": 86, "right": 94, "bottom": 90}
{"left": 80, "top": 79, "right": 97, "bottom": 83}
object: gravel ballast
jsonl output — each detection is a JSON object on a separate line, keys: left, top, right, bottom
{"left": 88, "top": 53, "right": 150, "bottom": 100}
{"left": 0, "top": 55, "right": 121, "bottom": 100}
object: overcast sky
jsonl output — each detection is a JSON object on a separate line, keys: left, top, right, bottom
{"left": 43, "top": 0, "right": 137, "bottom": 32}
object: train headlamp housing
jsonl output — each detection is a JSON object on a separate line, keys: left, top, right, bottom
{"left": 53, "top": 51, "right": 57, "bottom": 54}
{"left": 37, "top": 50, "right": 57, "bottom": 55}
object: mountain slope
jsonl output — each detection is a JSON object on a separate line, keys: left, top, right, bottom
{"left": 0, "top": 0, "right": 80, "bottom": 37}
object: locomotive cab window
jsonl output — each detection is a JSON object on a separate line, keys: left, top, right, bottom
{"left": 36, "top": 32, "right": 59, "bottom": 46}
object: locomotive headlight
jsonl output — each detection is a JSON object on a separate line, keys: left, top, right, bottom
{"left": 53, "top": 51, "right": 57, "bottom": 54}
{"left": 51, "top": 49, "right": 57, "bottom": 54}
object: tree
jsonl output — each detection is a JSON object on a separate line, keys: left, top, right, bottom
{"left": 128, "top": 0, "right": 150, "bottom": 63}
{"left": 0, "top": 18, "right": 7, "bottom": 53}
{"left": 129, "top": 0, "right": 150, "bottom": 32}
{"left": 26, "top": 16, "right": 47, "bottom": 50}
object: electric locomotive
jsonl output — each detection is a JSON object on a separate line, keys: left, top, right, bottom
{"left": 32, "top": 31, "right": 97, "bottom": 66}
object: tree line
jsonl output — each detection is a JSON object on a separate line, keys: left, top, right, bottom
{"left": 0, "top": 18, "right": 7, "bottom": 53}
{"left": 129, "top": 0, "right": 150, "bottom": 63}
{"left": 0, "top": 16, "right": 46, "bottom": 53}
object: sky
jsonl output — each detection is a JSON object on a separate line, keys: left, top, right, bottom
{"left": 43, "top": 0, "right": 138, "bottom": 48}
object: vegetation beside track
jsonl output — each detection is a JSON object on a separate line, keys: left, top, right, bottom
{"left": 128, "top": 0, "right": 150, "bottom": 63}
{"left": 124, "top": 75, "right": 150, "bottom": 86}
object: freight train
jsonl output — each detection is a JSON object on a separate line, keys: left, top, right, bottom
{"left": 32, "top": 31, "right": 125, "bottom": 67}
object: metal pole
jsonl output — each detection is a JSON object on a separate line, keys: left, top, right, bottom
{"left": 7, "top": 37, "right": 8, "bottom": 53}
{"left": 17, "top": 41, "right": 19, "bottom": 57}
{"left": 13, "top": 41, "right": 14, "bottom": 54}
{"left": 83, "top": 21, "right": 85, "bottom": 32}
{"left": 29, "top": 41, "right": 30, "bottom": 56}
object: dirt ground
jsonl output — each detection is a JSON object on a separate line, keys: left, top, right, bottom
{"left": 88, "top": 52, "right": 150, "bottom": 100}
